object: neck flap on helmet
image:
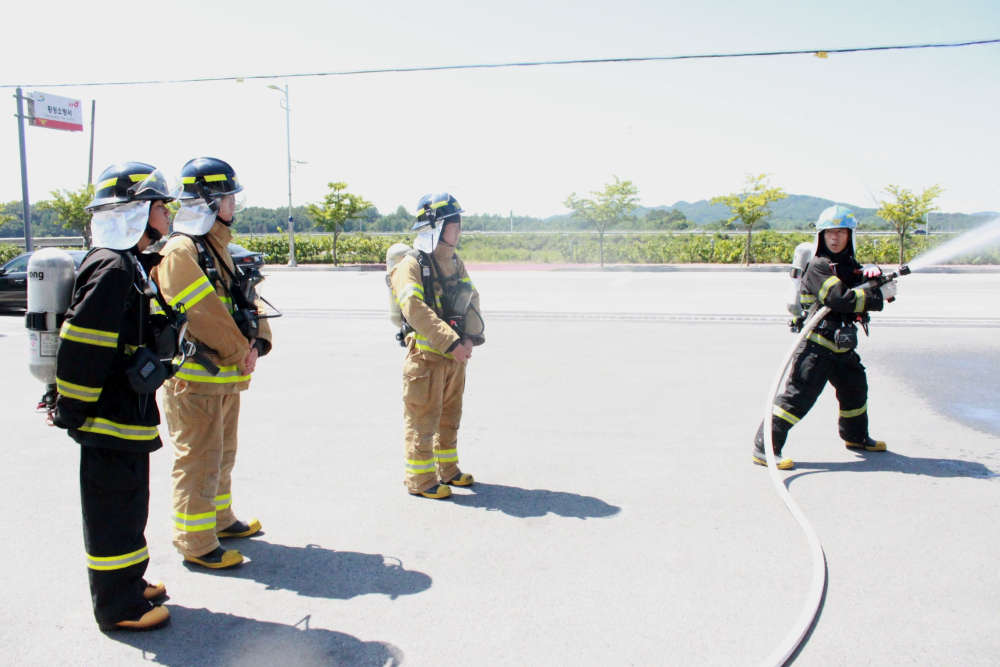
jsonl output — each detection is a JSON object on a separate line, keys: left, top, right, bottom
{"left": 173, "top": 200, "right": 218, "bottom": 236}
{"left": 414, "top": 223, "right": 443, "bottom": 253}
{"left": 91, "top": 201, "right": 151, "bottom": 250}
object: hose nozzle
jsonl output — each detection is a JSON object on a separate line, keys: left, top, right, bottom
{"left": 898, "top": 264, "right": 911, "bottom": 276}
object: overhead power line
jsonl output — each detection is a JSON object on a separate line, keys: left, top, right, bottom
{"left": 3, "top": 38, "right": 997, "bottom": 89}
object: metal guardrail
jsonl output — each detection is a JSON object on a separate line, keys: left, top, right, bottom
{"left": 1, "top": 236, "right": 86, "bottom": 248}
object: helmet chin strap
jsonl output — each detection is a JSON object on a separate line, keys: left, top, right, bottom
{"left": 217, "top": 214, "right": 234, "bottom": 227}
{"left": 143, "top": 223, "right": 163, "bottom": 243}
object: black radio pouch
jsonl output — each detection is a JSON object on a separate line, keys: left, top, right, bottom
{"left": 124, "top": 346, "right": 170, "bottom": 394}
{"left": 834, "top": 325, "right": 858, "bottom": 351}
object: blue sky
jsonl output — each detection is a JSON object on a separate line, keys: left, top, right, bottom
{"left": 1, "top": 0, "right": 997, "bottom": 217}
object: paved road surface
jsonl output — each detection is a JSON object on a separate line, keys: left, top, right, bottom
{"left": 1, "top": 270, "right": 997, "bottom": 666}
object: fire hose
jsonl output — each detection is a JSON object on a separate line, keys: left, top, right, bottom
{"left": 760, "top": 264, "right": 909, "bottom": 666}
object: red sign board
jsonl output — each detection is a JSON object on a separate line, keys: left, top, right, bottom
{"left": 28, "top": 92, "right": 84, "bottom": 132}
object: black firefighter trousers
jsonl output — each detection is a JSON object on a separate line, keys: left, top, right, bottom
{"left": 755, "top": 341, "right": 870, "bottom": 453}
{"left": 80, "top": 446, "right": 154, "bottom": 627}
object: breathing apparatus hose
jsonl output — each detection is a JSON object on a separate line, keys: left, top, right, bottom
{"left": 759, "top": 305, "right": 831, "bottom": 667}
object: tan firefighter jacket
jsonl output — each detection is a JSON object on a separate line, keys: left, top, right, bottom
{"left": 390, "top": 245, "right": 484, "bottom": 360}
{"left": 151, "top": 220, "right": 273, "bottom": 395}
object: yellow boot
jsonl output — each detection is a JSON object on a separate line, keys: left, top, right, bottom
{"left": 846, "top": 437, "right": 887, "bottom": 452}
{"left": 102, "top": 606, "right": 170, "bottom": 632}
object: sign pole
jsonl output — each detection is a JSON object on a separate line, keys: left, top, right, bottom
{"left": 14, "top": 87, "right": 33, "bottom": 252}
{"left": 87, "top": 100, "right": 96, "bottom": 185}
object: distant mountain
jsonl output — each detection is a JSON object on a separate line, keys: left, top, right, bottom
{"left": 546, "top": 194, "right": 993, "bottom": 232}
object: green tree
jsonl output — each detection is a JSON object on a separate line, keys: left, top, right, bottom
{"left": 710, "top": 173, "right": 787, "bottom": 265}
{"left": 876, "top": 184, "right": 943, "bottom": 265}
{"left": 305, "top": 182, "right": 374, "bottom": 265}
{"left": 564, "top": 176, "right": 641, "bottom": 266}
{"left": 37, "top": 184, "right": 95, "bottom": 248}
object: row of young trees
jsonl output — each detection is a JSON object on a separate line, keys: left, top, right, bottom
{"left": 3, "top": 176, "right": 946, "bottom": 267}
{"left": 563, "top": 174, "right": 943, "bottom": 266}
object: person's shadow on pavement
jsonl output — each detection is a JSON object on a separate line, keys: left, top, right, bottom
{"left": 109, "top": 606, "right": 402, "bottom": 667}
{"left": 186, "top": 541, "right": 432, "bottom": 600}
{"left": 449, "top": 482, "right": 621, "bottom": 519}
{"left": 787, "top": 450, "right": 998, "bottom": 486}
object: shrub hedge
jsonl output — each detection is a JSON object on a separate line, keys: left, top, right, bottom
{"left": 235, "top": 232, "right": 1000, "bottom": 266}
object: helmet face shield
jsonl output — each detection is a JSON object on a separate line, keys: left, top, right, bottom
{"left": 231, "top": 191, "right": 247, "bottom": 213}
{"left": 130, "top": 169, "right": 182, "bottom": 203}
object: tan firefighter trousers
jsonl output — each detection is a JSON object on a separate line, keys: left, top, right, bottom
{"left": 164, "top": 391, "right": 241, "bottom": 558}
{"left": 403, "top": 351, "right": 466, "bottom": 493}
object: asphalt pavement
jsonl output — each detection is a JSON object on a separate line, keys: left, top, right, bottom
{"left": 0, "top": 268, "right": 997, "bottom": 666}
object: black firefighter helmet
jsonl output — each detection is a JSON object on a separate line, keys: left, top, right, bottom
{"left": 86, "top": 162, "right": 177, "bottom": 211}
{"left": 179, "top": 157, "right": 244, "bottom": 212}
{"left": 412, "top": 193, "right": 464, "bottom": 231}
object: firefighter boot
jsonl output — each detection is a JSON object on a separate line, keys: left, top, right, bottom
{"left": 143, "top": 581, "right": 167, "bottom": 602}
{"left": 413, "top": 484, "right": 452, "bottom": 499}
{"left": 752, "top": 441, "right": 794, "bottom": 470}
{"left": 101, "top": 606, "right": 170, "bottom": 632}
{"left": 443, "top": 472, "right": 474, "bottom": 486}
{"left": 846, "top": 437, "right": 887, "bottom": 452}
{"left": 184, "top": 546, "right": 244, "bottom": 569}
{"left": 218, "top": 518, "right": 262, "bottom": 538}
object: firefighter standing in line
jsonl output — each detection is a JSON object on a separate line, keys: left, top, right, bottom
{"left": 151, "top": 157, "right": 272, "bottom": 569}
{"left": 390, "top": 193, "right": 485, "bottom": 499}
{"left": 52, "top": 162, "right": 177, "bottom": 631}
{"left": 752, "top": 205, "right": 897, "bottom": 469}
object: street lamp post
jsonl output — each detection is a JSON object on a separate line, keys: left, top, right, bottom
{"left": 268, "top": 82, "right": 297, "bottom": 267}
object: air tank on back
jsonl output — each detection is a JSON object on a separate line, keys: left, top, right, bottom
{"left": 26, "top": 248, "right": 76, "bottom": 386}
{"left": 385, "top": 243, "right": 412, "bottom": 328}
{"left": 786, "top": 242, "right": 815, "bottom": 316}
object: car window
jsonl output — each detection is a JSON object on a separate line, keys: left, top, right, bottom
{"left": 3, "top": 254, "right": 30, "bottom": 272}
{"left": 228, "top": 244, "right": 248, "bottom": 254}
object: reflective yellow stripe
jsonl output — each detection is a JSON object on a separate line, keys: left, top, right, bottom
{"left": 435, "top": 448, "right": 459, "bottom": 463}
{"left": 818, "top": 276, "right": 841, "bottom": 304}
{"left": 219, "top": 294, "right": 234, "bottom": 313}
{"left": 60, "top": 321, "right": 119, "bottom": 348}
{"left": 214, "top": 494, "right": 232, "bottom": 511}
{"left": 87, "top": 546, "right": 149, "bottom": 571}
{"left": 413, "top": 333, "right": 454, "bottom": 359}
{"left": 56, "top": 378, "right": 102, "bottom": 403}
{"left": 800, "top": 294, "right": 816, "bottom": 304}
{"left": 460, "top": 277, "right": 475, "bottom": 290}
{"left": 79, "top": 418, "right": 159, "bottom": 441}
{"left": 852, "top": 288, "right": 866, "bottom": 313}
{"left": 168, "top": 275, "right": 214, "bottom": 310}
{"left": 173, "top": 361, "right": 250, "bottom": 384}
{"left": 772, "top": 405, "right": 800, "bottom": 425}
{"left": 181, "top": 174, "right": 229, "bottom": 184}
{"left": 96, "top": 177, "right": 118, "bottom": 190}
{"left": 128, "top": 173, "right": 151, "bottom": 182}
{"left": 150, "top": 300, "right": 164, "bottom": 315}
{"left": 173, "top": 510, "right": 217, "bottom": 532}
{"left": 807, "top": 332, "right": 849, "bottom": 353}
{"left": 396, "top": 283, "right": 425, "bottom": 306}
{"left": 405, "top": 458, "right": 435, "bottom": 475}
{"left": 839, "top": 403, "right": 868, "bottom": 418}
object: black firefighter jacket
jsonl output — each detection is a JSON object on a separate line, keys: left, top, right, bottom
{"left": 53, "top": 247, "right": 162, "bottom": 453}
{"left": 799, "top": 252, "right": 884, "bottom": 354}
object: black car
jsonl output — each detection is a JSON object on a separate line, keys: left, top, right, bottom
{"left": 228, "top": 243, "right": 265, "bottom": 271}
{"left": 0, "top": 250, "right": 90, "bottom": 312}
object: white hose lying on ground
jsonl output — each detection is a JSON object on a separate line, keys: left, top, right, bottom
{"left": 759, "top": 306, "right": 831, "bottom": 667}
